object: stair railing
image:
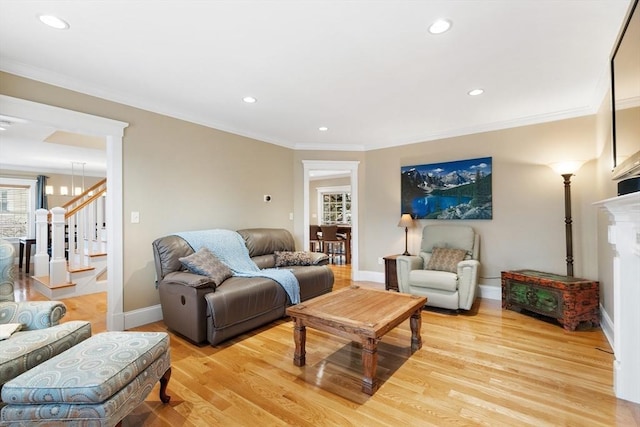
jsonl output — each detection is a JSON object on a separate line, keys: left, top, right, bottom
{"left": 33, "top": 179, "right": 107, "bottom": 284}
{"left": 64, "top": 179, "right": 107, "bottom": 270}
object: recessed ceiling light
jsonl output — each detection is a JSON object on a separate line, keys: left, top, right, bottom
{"left": 468, "top": 88, "right": 484, "bottom": 96}
{"left": 38, "top": 14, "right": 70, "bottom": 30}
{"left": 0, "top": 127, "right": 6, "bottom": 131}
{"left": 318, "top": 126, "right": 329, "bottom": 132}
{"left": 428, "top": 19, "right": 451, "bottom": 35}
{"left": 242, "top": 96, "right": 257, "bottom": 103}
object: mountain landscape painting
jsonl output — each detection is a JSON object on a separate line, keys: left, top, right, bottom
{"left": 401, "top": 157, "right": 492, "bottom": 220}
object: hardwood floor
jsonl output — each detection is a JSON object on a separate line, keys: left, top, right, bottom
{"left": 14, "top": 266, "right": 640, "bottom": 426}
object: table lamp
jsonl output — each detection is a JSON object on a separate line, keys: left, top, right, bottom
{"left": 397, "top": 213, "right": 414, "bottom": 256}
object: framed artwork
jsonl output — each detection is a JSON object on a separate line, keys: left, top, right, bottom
{"left": 401, "top": 156, "right": 492, "bottom": 220}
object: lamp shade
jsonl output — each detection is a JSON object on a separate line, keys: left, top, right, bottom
{"left": 549, "top": 160, "right": 585, "bottom": 176}
{"left": 398, "top": 213, "right": 413, "bottom": 228}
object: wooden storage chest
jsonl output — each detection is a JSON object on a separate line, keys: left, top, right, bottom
{"left": 501, "top": 269, "right": 600, "bottom": 331}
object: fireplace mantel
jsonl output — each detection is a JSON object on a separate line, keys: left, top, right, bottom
{"left": 595, "top": 192, "right": 640, "bottom": 404}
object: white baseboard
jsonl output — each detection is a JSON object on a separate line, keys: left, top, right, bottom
{"left": 355, "top": 269, "right": 502, "bottom": 301}
{"left": 123, "top": 304, "right": 163, "bottom": 330}
{"left": 118, "top": 278, "right": 612, "bottom": 358}
{"left": 478, "top": 284, "right": 501, "bottom": 301}
{"left": 122, "top": 273, "right": 389, "bottom": 330}
{"left": 355, "top": 270, "right": 384, "bottom": 283}
{"left": 600, "top": 303, "right": 614, "bottom": 351}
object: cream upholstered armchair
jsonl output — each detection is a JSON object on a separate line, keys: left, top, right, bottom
{"left": 396, "top": 225, "right": 480, "bottom": 311}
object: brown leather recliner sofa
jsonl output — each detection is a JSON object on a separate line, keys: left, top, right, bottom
{"left": 152, "top": 228, "right": 334, "bottom": 346}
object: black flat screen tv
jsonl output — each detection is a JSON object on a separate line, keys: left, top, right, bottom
{"left": 611, "top": 0, "right": 640, "bottom": 181}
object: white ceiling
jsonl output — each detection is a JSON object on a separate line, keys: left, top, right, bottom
{"left": 0, "top": 0, "right": 633, "bottom": 174}
{"left": 0, "top": 114, "right": 107, "bottom": 175}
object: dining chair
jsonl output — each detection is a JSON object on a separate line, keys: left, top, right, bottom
{"left": 309, "top": 225, "right": 322, "bottom": 252}
{"left": 320, "top": 225, "right": 345, "bottom": 264}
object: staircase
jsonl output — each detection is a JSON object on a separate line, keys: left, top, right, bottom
{"left": 32, "top": 179, "right": 108, "bottom": 299}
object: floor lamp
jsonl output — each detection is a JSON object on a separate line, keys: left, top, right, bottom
{"left": 398, "top": 213, "right": 414, "bottom": 256}
{"left": 549, "top": 161, "right": 584, "bottom": 277}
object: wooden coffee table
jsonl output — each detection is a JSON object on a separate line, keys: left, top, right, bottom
{"left": 285, "top": 285, "right": 427, "bottom": 395}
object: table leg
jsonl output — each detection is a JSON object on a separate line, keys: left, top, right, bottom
{"left": 345, "top": 235, "right": 351, "bottom": 264}
{"left": 361, "top": 337, "right": 378, "bottom": 395}
{"left": 292, "top": 317, "right": 306, "bottom": 367}
{"left": 19, "top": 241, "right": 25, "bottom": 270}
{"left": 410, "top": 308, "right": 423, "bottom": 352}
{"left": 25, "top": 242, "right": 32, "bottom": 274}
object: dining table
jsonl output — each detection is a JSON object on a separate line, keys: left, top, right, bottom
{"left": 311, "top": 224, "right": 351, "bottom": 264}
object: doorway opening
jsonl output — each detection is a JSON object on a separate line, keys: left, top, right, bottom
{"left": 303, "top": 160, "right": 359, "bottom": 280}
{"left": 0, "top": 94, "right": 128, "bottom": 330}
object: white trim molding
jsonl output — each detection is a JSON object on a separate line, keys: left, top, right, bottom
{"left": 0, "top": 95, "right": 129, "bottom": 332}
{"left": 0, "top": 177, "right": 37, "bottom": 239}
{"left": 600, "top": 303, "right": 614, "bottom": 352}
{"left": 594, "top": 192, "right": 640, "bottom": 404}
{"left": 124, "top": 304, "right": 163, "bottom": 330}
{"left": 478, "top": 284, "right": 502, "bottom": 301}
{"left": 303, "top": 160, "right": 359, "bottom": 280}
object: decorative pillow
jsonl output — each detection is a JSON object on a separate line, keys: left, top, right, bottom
{"left": 179, "top": 247, "right": 233, "bottom": 286}
{"left": 274, "top": 251, "right": 313, "bottom": 267}
{"left": 426, "top": 247, "right": 467, "bottom": 273}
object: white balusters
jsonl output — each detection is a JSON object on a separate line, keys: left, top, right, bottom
{"left": 76, "top": 208, "right": 86, "bottom": 267}
{"left": 37, "top": 179, "right": 108, "bottom": 285}
{"left": 97, "top": 195, "right": 105, "bottom": 240}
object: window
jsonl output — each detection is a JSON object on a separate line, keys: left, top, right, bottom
{"left": 0, "top": 178, "right": 36, "bottom": 239}
{"left": 317, "top": 186, "right": 351, "bottom": 224}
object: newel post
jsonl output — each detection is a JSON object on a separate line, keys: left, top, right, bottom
{"left": 49, "top": 207, "right": 68, "bottom": 285}
{"left": 33, "top": 209, "right": 50, "bottom": 277}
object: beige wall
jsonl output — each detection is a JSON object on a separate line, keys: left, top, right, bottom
{"left": 1, "top": 72, "right": 295, "bottom": 312}
{"left": 2, "top": 71, "right": 621, "bottom": 324}
{"left": 359, "top": 117, "right": 602, "bottom": 284}
{"left": 293, "top": 118, "right": 607, "bottom": 286}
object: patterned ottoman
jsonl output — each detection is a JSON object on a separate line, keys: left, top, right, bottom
{"left": 0, "top": 331, "right": 171, "bottom": 426}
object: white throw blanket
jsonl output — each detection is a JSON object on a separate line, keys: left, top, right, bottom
{"left": 0, "top": 323, "right": 22, "bottom": 340}
{"left": 176, "top": 229, "right": 300, "bottom": 304}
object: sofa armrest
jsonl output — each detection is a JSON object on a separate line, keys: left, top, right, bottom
{"left": 161, "top": 271, "right": 217, "bottom": 289}
{"left": 396, "top": 255, "right": 423, "bottom": 293}
{"left": 0, "top": 301, "right": 67, "bottom": 331}
{"left": 457, "top": 259, "right": 480, "bottom": 310}
{"left": 308, "top": 252, "right": 330, "bottom": 266}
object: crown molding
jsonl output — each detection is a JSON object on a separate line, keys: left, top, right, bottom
{"left": 2, "top": 60, "right": 605, "bottom": 153}
{"left": 357, "top": 104, "right": 599, "bottom": 151}
{"left": 0, "top": 60, "right": 296, "bottom": 149}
